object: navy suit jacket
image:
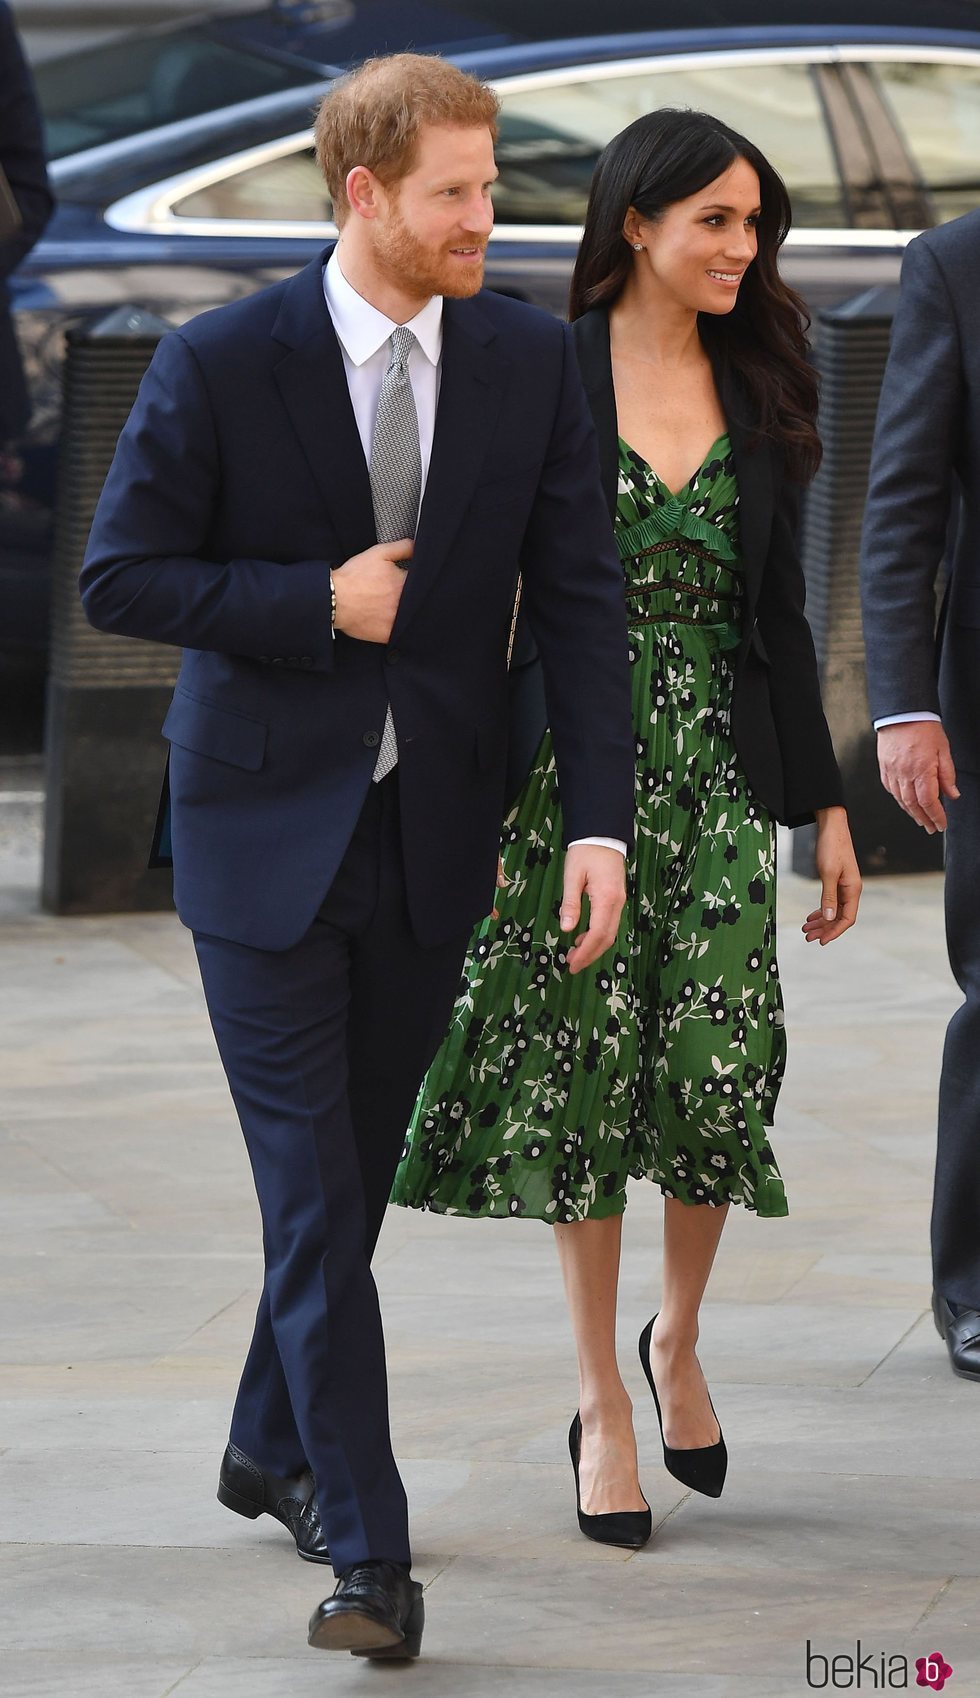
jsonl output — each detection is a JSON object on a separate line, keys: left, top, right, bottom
{"left": 861, "top": 211, "right": 980, "bottom": 773}
{"left": 81, "top": 249, "right": 634, "bottom": 950}
{"left": 0, "top": 1, "right": 53, "bottom": 438}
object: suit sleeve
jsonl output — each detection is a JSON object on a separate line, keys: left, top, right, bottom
{"left": 518, "top": 325, "right": 635, "bottom": 847}
{"left": 756, "top": 475, "right": 843, "bottom": 827}
{"left": 81, "top": 330, "right": 336, "bottom": 666}
{"left": 0, "top": 2, "right": 53, "bottom": 279}
{"left": 859, "top": 235, "right": 961, "bottom": 722}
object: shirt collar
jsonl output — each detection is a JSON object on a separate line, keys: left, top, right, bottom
{"left": 324, "top": 248, "right": 443, "bottom": 368}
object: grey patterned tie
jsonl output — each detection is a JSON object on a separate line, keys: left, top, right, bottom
{"left": 369, "top": 325, "right": 421, "bottom": 781}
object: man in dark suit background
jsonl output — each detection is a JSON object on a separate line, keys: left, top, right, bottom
{"left": 0, "top": 1, "right": 52, "bottom": 448}
{"left": 81, "top": 54, "right": 634, "bottom": 1660}
{"left": 861, "top": 211, "right": 980, "bottom": 1385}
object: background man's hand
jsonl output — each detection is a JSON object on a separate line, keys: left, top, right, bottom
{"left": 331, "top": 539, "right": 413, "bottom": 643}
{"left": 559, "top": 844, "right": 626, "bottom": 976}
{"left": 876, "top": 721, "right": 959, "bottom": 833}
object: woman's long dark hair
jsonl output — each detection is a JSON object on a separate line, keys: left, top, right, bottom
{"left": 569, "top": 109, "right": 821, "bottom": 482}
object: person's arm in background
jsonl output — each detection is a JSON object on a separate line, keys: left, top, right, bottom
{"left": 0, "top": 1, "right": 53, "bottom": 280}
{"left": 860, "top": 235, "right": 962, "bottom": 833}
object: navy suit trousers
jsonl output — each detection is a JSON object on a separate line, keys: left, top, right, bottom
{"left": 936, "top": 771, "right": 980, "bottom": 1307}
{"left": 193, "top": 774, "right": 470, "bottom": 1573}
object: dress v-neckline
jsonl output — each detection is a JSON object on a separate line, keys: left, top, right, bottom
{"left": 618, "top": 431, "right": 730, "bottom": 501}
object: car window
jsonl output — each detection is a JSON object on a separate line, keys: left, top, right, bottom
{"left": 35, "top": 30, "right": 319, "bottom": 160}
{"left": 172, "top": 147, "right": 332, "bottom": 223}
{"left": 168, "top": 59, "right": 845, "bottom": 233}
{"left": 869, "top": 59, "right": 980, "bottom": 225}
{"left": 493, "top": 62, "right": 846, "bottom": 228}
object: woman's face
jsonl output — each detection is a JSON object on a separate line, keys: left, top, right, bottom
{"left": 627, "top": 156, "right": 762, "bottom": 315}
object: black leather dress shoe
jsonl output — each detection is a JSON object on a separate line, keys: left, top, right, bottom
{"left": 308, "top": 1561, "right": 424, "bottom": 1659}
{"left": 216, "top": 1442, "right": 331, "bottom": 1562}
{"left": 933, "top": 1291, "right": 980, "bottom": 1382}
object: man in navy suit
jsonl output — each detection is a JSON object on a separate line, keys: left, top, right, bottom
{"left": 862, "top": 211, "right": 980, "bottom": 1385}
{"left": 81, "top": 54, "right": 634, "bottom": 1660}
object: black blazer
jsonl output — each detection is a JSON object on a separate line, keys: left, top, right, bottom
{"left": 509, "top": 307, "right": 842, "bottom": 828}
{"left": 81, "top": 251, "right": 635, "bottom": 952}
{"left": 0, "top": 2, "right": 53, "bottom": 439}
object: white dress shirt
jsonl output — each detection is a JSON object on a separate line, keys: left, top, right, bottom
{"left": 322, "top": 249, "right": 625, "bottom": 858}
{"left": 874, "top": 713, "right": 942, "bottom": 729}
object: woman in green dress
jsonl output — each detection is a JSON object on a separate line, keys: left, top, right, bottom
{"left": 391, "top": 110, "right": 861, "bottom": 1544}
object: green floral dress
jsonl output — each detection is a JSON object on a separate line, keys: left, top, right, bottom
{"left": 391, "top": 435, "right": 788, "bottom": 1223}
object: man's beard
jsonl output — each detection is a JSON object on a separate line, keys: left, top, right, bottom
{"left": 373, "top": 205, "right": 486, "bottom": 299}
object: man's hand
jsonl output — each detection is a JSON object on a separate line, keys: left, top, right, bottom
{"left": 876, "top": 721, "right": 959, "bottom": 833}
{"left": 331, "top": 539, "right": 413, "bottom": 643}
{"left": 801, "top": 806, "right": 862, "bottom": 946}
{"left": 559, "top": 844, "right": 626, "bottom": 976}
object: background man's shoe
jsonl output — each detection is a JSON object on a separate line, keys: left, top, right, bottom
{"left": 933, "top": 1291, "right": 980, "bottom": 1381}
{"left": 308, "top": 1561, "right": 424, "bottom": 1659}
{"left": 216, "top": 1442, "right": 331, "bottom": 1562}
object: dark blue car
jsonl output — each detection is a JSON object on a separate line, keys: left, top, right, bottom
{"left": 8, "top": 0, "right": 980, "bottom": 659}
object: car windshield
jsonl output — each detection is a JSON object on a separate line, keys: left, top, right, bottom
{"left": 35, "top": 29, "right": 322, "bottom": 159}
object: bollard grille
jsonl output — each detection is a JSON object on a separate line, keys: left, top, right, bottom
{"left": 793, "top": 287, "right": 943, "bottom": 877}
{"left": 43, "top": 306, "right": 180, "bottom": 914}
{"left": 49, "top": 307, "right": 179, "bottom": 690}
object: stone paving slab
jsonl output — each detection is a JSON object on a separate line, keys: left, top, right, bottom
{"left": 1, "top": 841, "right": 976, "bottom": 1695}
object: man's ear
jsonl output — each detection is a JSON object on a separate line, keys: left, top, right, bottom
{"left": 346, "top": 165, "right": 382, "bottom": 221}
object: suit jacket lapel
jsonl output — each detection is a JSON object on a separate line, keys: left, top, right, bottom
{"left": 271, "top": 248, "right": 376, "bottom": 561}
{"left": 571, "top": 308, "right": 619, "bottom": 521}
{"left": 392, "top": 295, "right": 505, "bottom": 641}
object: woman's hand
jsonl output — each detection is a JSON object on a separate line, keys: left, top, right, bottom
{"left": 802, "top": 806, "right": 862, "bottom": 945}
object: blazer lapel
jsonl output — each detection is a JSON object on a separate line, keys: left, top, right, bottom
{"left": 712, "top": 351, "right": 772, "bottom": 616}
{"left": 571, "top": 308, "right": 619, "bottom": 521}
{"left": 271, "top": 248, "right": 376, "bottom": 560}
{"left": 571, "top": 310, "right": 774, "bottom": 613}
{"left": 392, "top": 295, "right": 505, "bottom": 641}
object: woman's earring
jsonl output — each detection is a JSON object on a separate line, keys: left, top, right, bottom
{"left": 632, "top": 243, "right": 644, "bottom": 251}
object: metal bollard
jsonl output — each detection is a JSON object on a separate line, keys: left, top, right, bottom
{"left": 792, "top": 287, "right": 944, "bottom": 878}
{"left": 42, "top": 306, "right": 177, "bottom": 913}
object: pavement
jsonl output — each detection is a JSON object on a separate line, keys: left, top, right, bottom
{"left": 0, "top": 796, "right": 974, "bottom": 1698}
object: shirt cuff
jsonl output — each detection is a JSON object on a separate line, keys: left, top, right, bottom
{"left": 569, "top": 837, "right": 627, "bottom": 856}
{"left": 874, "top": 712, "right": 942, "bottom": 729}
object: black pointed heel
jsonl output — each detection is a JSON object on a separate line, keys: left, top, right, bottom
{"left": 568, "top": 1412, "right": 652, "bottom": 1549}
{"left": 638, "top": 1316, "right": 728, "bottom": 1499}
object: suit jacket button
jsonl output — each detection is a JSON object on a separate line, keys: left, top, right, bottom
{"left": 386, "top": 648, "right": 400, "bottom": 665}
{"left": 363, "top": 731, "right": 380, "bottom": 748}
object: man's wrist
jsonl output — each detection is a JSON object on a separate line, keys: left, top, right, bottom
{"left": 569, "top": 837, "right": 627, "bottom": 856}
{"left": 874, "top": 712, "right": 942, "bottom": 730}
